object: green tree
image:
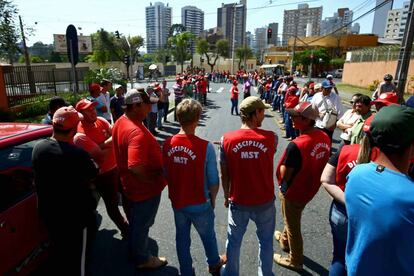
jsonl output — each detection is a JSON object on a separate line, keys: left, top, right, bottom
{"left": 49, "top": 51, "right": 63, "bottom": 62}
{"left": 169, "top": 24, "right": 186, "bottom": 37}
{"left": 235, "top": 45, "right": 253, "bottom": 70}
{"left": 0, "top": 0, "right": 20, "bottom": 63}
{"left": 294, "top": 48, "right": 330, "bottom": 75}
{"left": 169, "top": 31, "right": 195, "bottom": 73}
{"left": 29, "top": 41, "right": 53, "bottom": 61}
{"left": 196, "top": 38, "right": 229, "bottom": 72}
{"left": 88, "top": 29, "right": 143, "bottom": 65}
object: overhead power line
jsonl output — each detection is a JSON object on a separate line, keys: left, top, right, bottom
{"left": 304, "top": 0, "right": 393, "bottom": 45}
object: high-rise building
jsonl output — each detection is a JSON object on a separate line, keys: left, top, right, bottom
{"left": 217, "top": 0, "right": 247, "bottom": 53}
{"left": 372, "top": 0, "right": 394, "bottom": 37}
{"left": 146, "top": 2, "right": 172, "bottom": 53}
{"left": 384, "top": 1, "right": 409, "bottom": 39}
{"left": 268, "top": 23, "right": 278, "bottom": 45}
{"left": 321, "top": 8, "right": 353, "bottom": 35}
{"left": 282, "top": 4, "right": 322, "bottom": 46}
{"left": 182, "top": 6, "right": 204, "bottom": 53}
{"left": 351, "top": 23, "right": 361, "bottom": 34}
{"left": 253, "top": 27, "right": 267, "bottom": 55}
{"left": 246, "top": 31, "right": 254, "bottom": 49}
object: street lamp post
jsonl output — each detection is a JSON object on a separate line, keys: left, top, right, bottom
{"left": 125, "top": 36, "right": 133, "bottom": 89}
{"left": 231, "top": 3, "right": 237, "bottom": 75}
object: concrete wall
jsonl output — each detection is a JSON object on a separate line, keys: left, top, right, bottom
{"left": 343, "top": 60, "right": 414, "bottom": 94}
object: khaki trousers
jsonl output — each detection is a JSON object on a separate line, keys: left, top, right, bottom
{"left": 278, "top": 192, "right": 306, "bottom": 265}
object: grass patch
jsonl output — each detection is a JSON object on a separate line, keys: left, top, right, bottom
{"left": 336, "top": 83, "right": 372, "bottom": 96}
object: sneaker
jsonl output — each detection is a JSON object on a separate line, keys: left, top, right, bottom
{"left": 208, "top": 255, "right": 227, "bottom": 275}
{"left": 274, "top": 231, "right": 290, "bottom": 253}
{"left": 273, "top": 254, "right": 303, "bottom": 272}
{"left": 136, "top": 256, "right": 168, "bottom": 269}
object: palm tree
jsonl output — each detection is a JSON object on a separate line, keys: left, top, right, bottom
{"left": 169, "top": 31, "right": 195, "bottom": 73}
{"left": 235, "top": 46, "right": 253, "bottom": 70}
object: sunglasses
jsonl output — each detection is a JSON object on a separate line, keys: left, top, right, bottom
{"left": 350, "top": 101, "right": 357, "bottom": 104}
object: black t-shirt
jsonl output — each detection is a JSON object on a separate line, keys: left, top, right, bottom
{"left": 280, "top": 142, "right": 301, "bottom": 194}
{"left": 32, "top": 138, "right": 99, "bottom": 229}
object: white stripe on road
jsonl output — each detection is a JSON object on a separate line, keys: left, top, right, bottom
{"left": 216, "top": 87, "right": 224, "bottom": 93}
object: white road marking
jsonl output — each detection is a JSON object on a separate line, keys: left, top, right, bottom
{"left": 216, "top": 87, "right": 224, "bottom": 93}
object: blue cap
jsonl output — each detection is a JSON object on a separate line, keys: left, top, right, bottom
{"left": 321, "top": 80, "right": 332, "bottom": 89}
{"left": 406, "top": 95, "right": 414, "bottom": 108}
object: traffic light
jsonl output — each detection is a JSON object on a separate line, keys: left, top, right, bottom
{"left": 123, "top": 55, "right": 130, "bottom": 66}
{"left": 115, "top": 30, "right": 120, "bottom": 39}
{"left": 267, "top": 28, "right": 272, "bottom": 39}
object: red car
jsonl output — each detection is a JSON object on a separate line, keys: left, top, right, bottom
{"left": 0, "top": 123, "right": 52, "bottom": 275}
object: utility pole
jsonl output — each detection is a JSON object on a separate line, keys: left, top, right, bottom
{"left": 231, "top": 3, "right": 237, "bottom": 75}
{"left": 395, "top": 0, "right": 414, "bottom": 102}
{"left": 291, "top": 17, "right": 298, "bottom": 75}
{"left": 19, "top": 15, "right": 36, "bottom": 94}
{"left": 125, "top": 36, "right": 133, "bottom": 89}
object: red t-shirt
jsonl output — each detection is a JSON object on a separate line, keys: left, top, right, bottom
{"left": 197, "top": 79, "right": 208, "bottom": 94}
{"left": 163, "top": 134, "right": 208, "bottom": 209}
{"left": 230, "top": 86, "right": 239, "bottom": 99}
{"left": 112, "top": 115, "right": 166, "bottom": 201}
{"left": 75, "top": 117, "right": 116, "bottom": 174}
{"left": 336, "top": 144, "right": 379, "bottom": 191}
{"left": 277, "top": 129, "right": 330, "bottom": 204}
{"left": 222, "top": 128, "right": 276, "bottom": 205}
{"left": 284, "top": 93, "right": 299, "bottom": 108}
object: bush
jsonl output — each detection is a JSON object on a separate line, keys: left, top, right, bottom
{"left": 84, "top": 67, "right": 127, "bottom": 88}
{"left": 13, "top": 92, "right": 89, "bottom": 121}
{"left": 367, "top": 79, "right": 380, "bottom": 91}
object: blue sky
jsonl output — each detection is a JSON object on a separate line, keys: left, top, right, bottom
{"left": 14, "top": 0, "right": 406, "bottom": 47}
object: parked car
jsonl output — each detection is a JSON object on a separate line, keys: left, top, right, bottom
{"left": 333, "top": 69, "right": 343, "bottom": 78}
{"left": 0, "top": 123, "right": 52, "bottom": 275}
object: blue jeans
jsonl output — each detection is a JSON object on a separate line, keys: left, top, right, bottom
{"left": 129, "top": 195, "right": 161, "bottom": 265}
{"left": 157, "top": 109, "right": 163, "bottom": 128}
{"left": 329, "top": 200, "right": 348, "bottom": 276}
{"left": 284, "top": 112, "right": 296, "bottom": 139}
{"left": 279, "top": 95, "right": 285, "bottom": 121}
{"left": 174, "top": 206, "right": 220, "bottom": 276}
{"left": 231, "top": 99, "right": 239, "bottom": 115}
{"left": 272, "top": 94, "right": 280, "bottom": 111}
{"left": 222, "top": 202, "right": 276, "bottom": 276}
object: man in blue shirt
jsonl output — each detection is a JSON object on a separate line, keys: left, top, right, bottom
{"left": 345, "top": 105, "right": 414, "bottom": 275}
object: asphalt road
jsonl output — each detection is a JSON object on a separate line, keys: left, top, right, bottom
{"left": 90, "top": 81, "right": 345, "bottom": 276}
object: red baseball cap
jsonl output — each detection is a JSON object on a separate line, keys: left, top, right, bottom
{"left": 362, "top": 114, "right": 375, "bottom": 133}
{"left": 287, "top": 102, "right": 319, "bottom": 120}
{"left": 371, "top": 92, "right": 398, "bottom": 106}
{"left": 75, "top": 99, "right": 98, "bottom": 111}
{"left": 89, "top": 83, "right": 101, "bottom": 93}
{"left": 52, "top": 106, "right": 83, "bottom": 130}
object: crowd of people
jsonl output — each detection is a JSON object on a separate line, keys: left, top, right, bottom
{"left": 33, "top": 72, "right": 414, "bottom": 276}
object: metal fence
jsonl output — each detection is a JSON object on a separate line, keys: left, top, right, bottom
{"left": 347, "top": 45, "right": 414, "bottom": 63}
{"left": 3, "top": 65, "right": 89, "bottom": 107}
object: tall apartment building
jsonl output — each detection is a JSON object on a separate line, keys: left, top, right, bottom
{"left": 384, "top": 1, "right": 409, "bottom": 39}
{"left": 282, "top": 4, "right": 322, "bottom": 46}
{"left": 217, "top": 0, "right": 247, "bottom": 53}
{"left": 146, "top": 2, "right": 172, "bottom": 53}
{"left": 268, "top": 23, "right": 279, "bottom": 46}
{"left": 351, "top": 23, "right": 361, "bottom": 34}
{"left": 246, "top": 31, "right": 254, "bottom": 50}
{"left": 253, "top": 27, "right": 267, "bottom": 55}
{"left": 321, "top": 8, "right": 353, "bottom": 35}
{"left": 372, "top": 0, "right": 394, "bottom": 37}
{"left": 182, "top": 6, "right": 204, "bottom": 53}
